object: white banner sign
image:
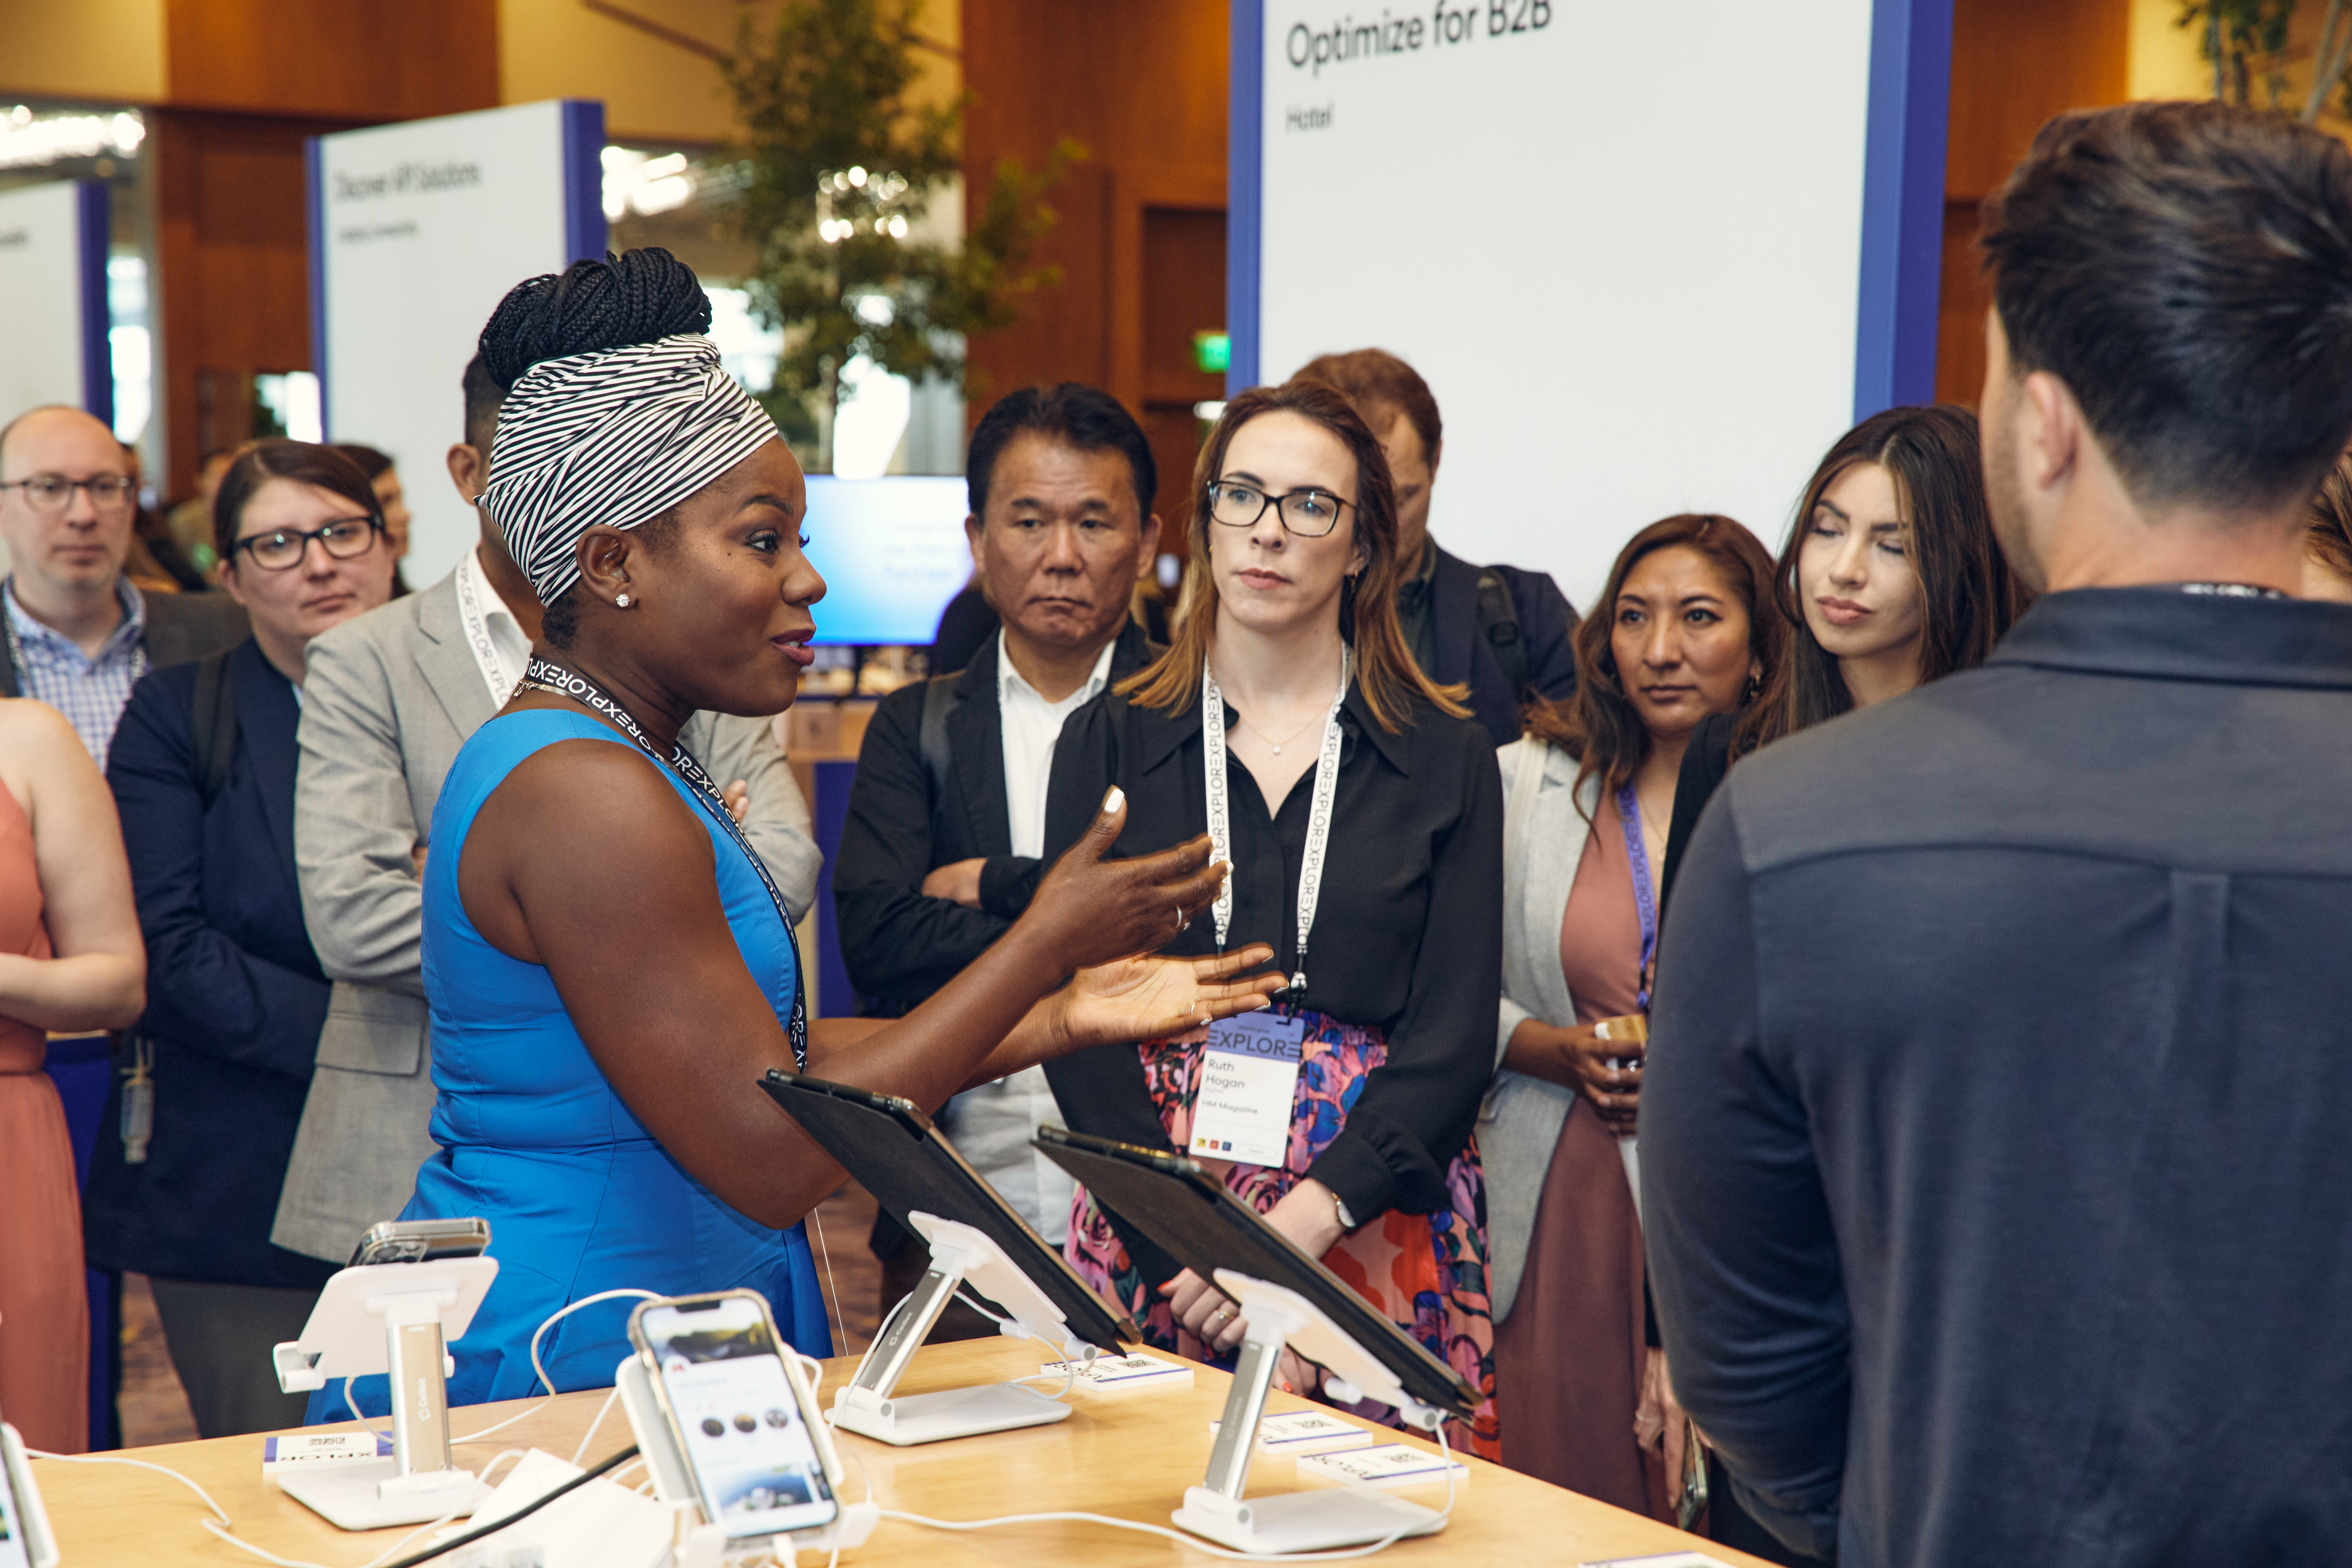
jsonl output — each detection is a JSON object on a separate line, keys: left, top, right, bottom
{"left": 312, "top": 100, "right": 603, "bottom": 587}
{"left": 1253, "top": 1, "right": 1882, "bottom": 611}
{"left": 0, "top": 181, "right": 106, "bottom": 428}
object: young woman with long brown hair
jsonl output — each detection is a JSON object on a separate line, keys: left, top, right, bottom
{"left": 1660, "top": 405, "right": 2026, "bottom": 902}
{"left": 1039, "top": 380, "right": 1505, "bottom": 1455}
{"left": 1483, "top": 513, "right": 1779, "bottom": 1516}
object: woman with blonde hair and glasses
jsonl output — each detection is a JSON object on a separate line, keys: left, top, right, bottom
{"left": 1041, "top": 380, "right": 1504, "bottom": 1455}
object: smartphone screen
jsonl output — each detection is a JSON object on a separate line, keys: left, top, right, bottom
{"left": 637, "top": 1296, "right": 837, "bottom": 1539}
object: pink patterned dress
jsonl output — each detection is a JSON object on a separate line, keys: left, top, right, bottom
{"left": 1065, "top": 1005, "right": 1501, "bottom": 1459}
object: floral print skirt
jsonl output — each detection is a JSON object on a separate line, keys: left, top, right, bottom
{"left": 1063, "top": 1007, "right": 1501, "bottom": 1459}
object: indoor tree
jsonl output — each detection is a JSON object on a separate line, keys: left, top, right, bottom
{"left": 721, "top": 0, "right": 1078, "bottom": 469}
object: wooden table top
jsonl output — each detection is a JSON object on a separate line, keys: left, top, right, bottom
{"left": 30, "top": 1336, "right": 1771, "bottom": 1565}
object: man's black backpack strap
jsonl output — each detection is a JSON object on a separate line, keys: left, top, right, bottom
{"left": 1475, "top": 567, "right": 1530, "bottom": 701}
{"left": 190, "top": 648, "right": 239, "bottom": 811}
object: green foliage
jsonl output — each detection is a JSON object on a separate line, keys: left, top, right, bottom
{"left": 720, "top": 0, "right": 1076, "bottom": 464}
{"left": 2176, "top": 0, "right": 2300, "bottom": 108}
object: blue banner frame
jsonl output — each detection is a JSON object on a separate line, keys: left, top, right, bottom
{"left": 75, "top": 181, "right": 113, "bottom": 430}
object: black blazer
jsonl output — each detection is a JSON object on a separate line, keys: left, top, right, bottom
{"left": 1426, "top": 545, "right": 1579, "bottom": 747}
{"left": 0, "top": 586, "right": 248, "bottom": 697}
{"left": 83, "top": 639, "right": 335, "bottom": 1289}
{"left": 834, "top": 622, "right": 1158, "bottom": 1013}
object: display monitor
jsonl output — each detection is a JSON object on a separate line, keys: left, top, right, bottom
{"left": 800, "top": 475, "right": 971, "bottom": 647}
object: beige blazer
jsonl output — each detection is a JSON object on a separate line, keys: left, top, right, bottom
{"left": 1481, "top": 737, "right": 1599, "bottom": 1322}
{"left": 270, "top": 567, "right": 822, "bottom": 1262}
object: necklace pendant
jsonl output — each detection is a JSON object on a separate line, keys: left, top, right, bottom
{"left": 1269, "top": 742, "right": 1281, "bottom": 755}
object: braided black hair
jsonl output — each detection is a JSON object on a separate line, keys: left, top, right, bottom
{"left": 476, "top": 247, "right": 713, "bottom": 391}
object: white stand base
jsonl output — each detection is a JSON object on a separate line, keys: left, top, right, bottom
{"left": 1171, "top": 1483, "right": 1446, "bottom": 1552}
{"left": 277, "top": 1458, "right": 492, "bottom": 1530}
{"left": 830, "top": 1382, "right": 1071, "bottom": 1446}
{"left": 674, "top": 1501, "right": 882, "bottom": 1567}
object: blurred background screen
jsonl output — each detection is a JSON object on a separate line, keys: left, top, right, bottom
{"left": 800, "top": 475, "right": 970, "bottom": 647}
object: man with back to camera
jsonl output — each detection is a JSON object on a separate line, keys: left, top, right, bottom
{"left": 270, "top": 353, "right": 823, "bottom": 1264}
{"left": 1642, "top": 101, "right": 2352, "bottom": 1565}
{"left": 1289, "top": 348, "right": 1577, "bottom": 744}
{"left": 0, "top": 406, "right": 248, "bottom": 760}
{"left": 833, "top": 383, "right": 1161, "bottom": 1301}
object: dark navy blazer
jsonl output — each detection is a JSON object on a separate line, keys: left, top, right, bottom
{"left": 85, "top": 637, "right": 336, "bottom": 1288}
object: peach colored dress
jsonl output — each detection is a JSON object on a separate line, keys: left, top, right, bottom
{"left": 0, "top": 780, "right": 89, "bottom": 1452}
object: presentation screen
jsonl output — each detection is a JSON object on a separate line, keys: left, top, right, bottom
{"left": 802, "top": 475, "right": 971, "bottom": 647}
{"left": 1245, "top": 0, "right": 1937, "bottom": 613}
{"left": 0, "top": 181, "right": 109, "bottom": 429}
{"left": 311, "top": 100, "right": 603, "bottom": 588}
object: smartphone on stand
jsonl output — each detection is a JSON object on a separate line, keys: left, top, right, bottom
{"left": 628, "top": 1291, "right": 839, "bottom": 1541}
{"left": 0, "top": 1405, "right": 46, "bottom": 1568}
{"left": 347, "top": 1217, "right": 492, "bottom": 1267}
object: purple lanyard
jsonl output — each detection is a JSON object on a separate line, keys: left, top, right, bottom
{"left": 1615, "top": 783, "right": 1659, "bottom": 1011}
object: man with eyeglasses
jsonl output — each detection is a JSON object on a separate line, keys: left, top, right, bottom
{"left": 0, "top": 406, "right": 247, "bottom": 761}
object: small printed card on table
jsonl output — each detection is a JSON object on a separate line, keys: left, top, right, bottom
{"left": 1294, "top": 1442, "right": 1469, "bottom": 1490}
{"left": 1040, "top": 1350, "right": 1193, "bottom": 1391}
{"left": 1207, "top": 1408, "right": 1379, "bottom": 1456}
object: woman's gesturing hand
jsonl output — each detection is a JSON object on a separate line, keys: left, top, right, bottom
{"left": 1023, "top": 788, "right": 1230, "bottom": 971}
{"left": 1054, "top": 944, "right": 1285, "bottom": 1053}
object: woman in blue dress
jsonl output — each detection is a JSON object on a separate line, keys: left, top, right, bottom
{"left": 315, "top": 250, "right": 1275, "bottom": 1419}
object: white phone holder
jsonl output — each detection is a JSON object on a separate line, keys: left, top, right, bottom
{"left": 828, "top": 1210, "right": 1094, "bottom": 1446}
{"left": 613, "top": 1347, "right": 878, "bottom": 1566}
{"left": 268, "top": 1254, "right": 500, "bottom": 1530}
{"left": 1169, "top": 1270, "right": 1452, "bottom": 1553}
{"left": 2, "top": 1421, "right": 60, "bottom": 1568}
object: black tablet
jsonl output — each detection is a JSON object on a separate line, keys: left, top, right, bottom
{"left": 1031, "top": 1125, "right": 1481, "bottom": 1421}
{"left": 758, "top": 1069, "right": 1138, "bottom": 1352}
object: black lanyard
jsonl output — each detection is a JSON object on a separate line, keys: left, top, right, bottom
{"left": 522, "top": 655, "right": 808, "bottom": 1067}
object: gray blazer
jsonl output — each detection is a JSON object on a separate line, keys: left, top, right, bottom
{"left": 270, "top": 567, "right": 822, "bottom": 1263}
{"left": 1481, "top": 737, "right": 1598, "bottom": 1322}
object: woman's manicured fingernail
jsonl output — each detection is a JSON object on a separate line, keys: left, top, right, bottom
{"left": 1102, "top": 786, "right": 1125, "bottom": 814}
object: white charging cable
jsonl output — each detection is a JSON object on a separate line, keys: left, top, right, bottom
{"left": 27, "top": 1445, "right": 528, "bottom": 1568}
{"left": 874, "top": 1415, "right": 1458, "bottom": 1563}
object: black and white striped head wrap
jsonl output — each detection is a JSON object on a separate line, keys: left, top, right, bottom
{"left": 477, "top": 332, "right": 777, "bottom": 605}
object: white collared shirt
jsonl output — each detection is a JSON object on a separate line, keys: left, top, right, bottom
{"left": 455, "top": 545, "right": 533, "bottom": 703}
{"left": 949, "top": 629, "right": 1117, "bottom": 1244}
{"left": 996, "top": 628, "right": 1117, "bottom": 858}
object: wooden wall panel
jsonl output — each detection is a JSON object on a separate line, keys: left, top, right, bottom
{"left": 166, "top": 0, "right": 499, "bottom": 121}
{"left": 961, "top": 0, "right": 1227, "bottom": 452}
{"left": 1936, "top": 0, "right": 2131, "bottom": 404}
{"left": 150, "top": 110, "right": 357, "bottom": 495}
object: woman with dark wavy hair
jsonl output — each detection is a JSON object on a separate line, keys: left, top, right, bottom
{"left": 1041, "top": 380, "right": 1505, "bottom": 1455}
{"left": 1660, "top": 404, "right": 2026, "bottom": 903}
{"left": 1484, "top": 513, "right": 1778, "bottom": 1515}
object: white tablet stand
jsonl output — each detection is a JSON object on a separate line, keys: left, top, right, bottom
{"left": 2, "top": 1420, "right": 60, "bottom": 1568}
{"left": 829, "top": 1210, "right": 1093, "bottom": 1446}
{"left": 614, "top": 1349, "right": 878, "bottom": 1566}
{"left": 270, "top": 1255, "right": 501, "bottom": 1530}
{"left": 1171, "top": 1270, "right": 1452, "bottom": 1553}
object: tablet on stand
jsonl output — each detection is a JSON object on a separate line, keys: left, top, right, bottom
{"left": 759, "top": 1070, "right": 1140, "bottom": 1446}
{"left": 1033, "top": 1125, "right": 1481, "bottom": 1553}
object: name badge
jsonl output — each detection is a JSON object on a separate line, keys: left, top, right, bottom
{"left": 1189, "top": 1011, "right": 1307, "bottom": 1168}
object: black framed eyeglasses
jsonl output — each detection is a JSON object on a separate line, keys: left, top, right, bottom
{"left": 0, "top": 474, "right": 137, "bottom": 514}
{"left": 1205, "top": 481, "right": 1353, "bottom": 538}
{"left": 231, "top": 516, "right": 383, "bottom": 571}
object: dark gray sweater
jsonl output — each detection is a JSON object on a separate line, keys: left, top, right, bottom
{"left": 1645, "top": 586, "right": 2352, "bottom": 1566}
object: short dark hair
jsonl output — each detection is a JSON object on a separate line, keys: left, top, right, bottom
{"left": 213, "top": 439, "right": 382, "bottom": 563}
{"left": 1290, "top": 348, "right": 1442, "bottom": 463}
{"left": 966, "top": 384, "right": 1156, "bottom": 523}
{"left": 333, "top": 443, "right": 393, "bottom": 481}
{"left": 1982, "top": 100, "right": 2352, "bottom": 511}
{"left": 461, "top": 353, "right": 504, "bottom": 465}
{"left": 2308, "top": 449, "right": 2352, "bottom": 583}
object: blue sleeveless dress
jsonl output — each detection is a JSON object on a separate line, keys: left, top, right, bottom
{"left": 307, "top": 710, "right": 829, "bottom": 1423}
